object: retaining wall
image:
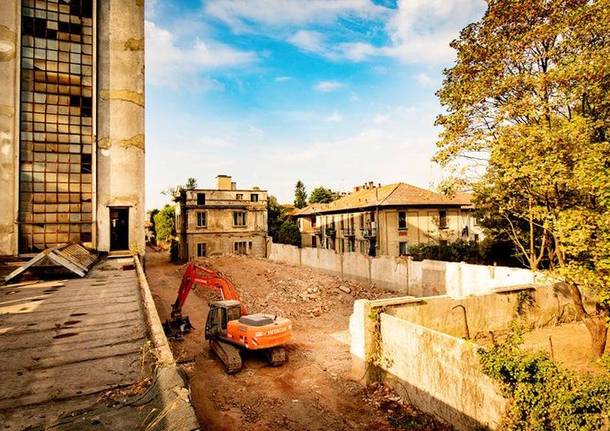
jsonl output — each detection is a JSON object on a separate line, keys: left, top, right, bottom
{"left": 269, "top": 242, "right": 536, "bottom": 298}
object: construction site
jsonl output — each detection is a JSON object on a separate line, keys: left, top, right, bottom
{"left": 145, "top": 248, "right": 451, "bottom": 430}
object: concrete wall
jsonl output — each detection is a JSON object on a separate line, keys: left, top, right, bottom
{"left": 349, "top": 286, "right": 577, "bottom": 430}
{"left": 0, "top": 1, "right": 19, "bottom": 256}
{"left": 96, "top": 0, "right": 145, "bottom": 253}
{"left": 268, "top": 242, "right": 536, "bottom": 298}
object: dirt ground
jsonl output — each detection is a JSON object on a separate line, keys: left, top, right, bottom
{"left": 145, "top": 248, "right": 451, "bottom": 431}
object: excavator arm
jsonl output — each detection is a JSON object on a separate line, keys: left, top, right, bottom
{"left": 164, "top": 261, "right": 246, "bottom": 339}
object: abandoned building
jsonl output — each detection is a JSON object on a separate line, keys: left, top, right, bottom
{"left": 293, "top": 182, "right": 481, "bottom": 257}
{"left": 175, "top": 175, "right": 268, "bottom": 260}
{"left": 0, "top": 0, "right": 145, "bottom": 256}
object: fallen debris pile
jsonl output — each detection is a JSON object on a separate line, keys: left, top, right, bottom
{"left": 193, "top": 255, "right": 395, "bottom": 318}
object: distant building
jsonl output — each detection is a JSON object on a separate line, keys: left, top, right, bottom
{"left": 0, "top": 0, "right": 145, "bottom": 255}
{"left": 175, "top": 175, "right": 268, "bottom": 260}
{"left": 293, "top": 182, "right": 482, "bottom": 257}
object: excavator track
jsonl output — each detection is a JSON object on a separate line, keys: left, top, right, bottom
{"left": 210, "top": 339, "right": 242, "bottom": 374}
{"left": 265, "top": 346, "right": 287, "bottom": 367}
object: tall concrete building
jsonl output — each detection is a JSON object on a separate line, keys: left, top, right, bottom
{"left": 0, "top": 0, "right": 145, "bottom": 256}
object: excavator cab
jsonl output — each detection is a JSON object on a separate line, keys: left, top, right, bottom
{"left": 205, "top": 300, "right": 242, "bottom": 340}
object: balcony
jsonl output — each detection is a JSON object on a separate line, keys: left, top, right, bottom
{"left": 361, "top": 227, "right": 377, "bottom": 238}
{"left": 342, "top": 228, "right": 355, "bottom": 237}
{"left": 325, "top": 227, "right": 336, "bottom": 237}
{"left": 314, "top": 227, "right": 323, "bottom": 236}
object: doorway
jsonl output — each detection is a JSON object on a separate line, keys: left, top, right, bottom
{"left": 110, "top": 207, "right": 129, "bottom": 251}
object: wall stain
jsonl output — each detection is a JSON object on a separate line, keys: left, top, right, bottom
{"left": 0, "top": 25, "right": 16, "bottom": 62}
{"left": 0, "top": 105, "right": 14, "bottom": 118}
{"left": 99, "top": 89, "right": 144, "bottom": 107}
{"left": 124, "top": 38, "right": 144, "bottom": 51}
{"left": 97, "top": 137, "right": 112, "bottom": 149}
{"left": 119, "top": 134, "right": 145, "bottom": 152}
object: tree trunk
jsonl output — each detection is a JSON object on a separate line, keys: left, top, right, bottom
{"left": 566, "top": 282, "right": 609, "bottom": 358}
{"left": 583, "top": 315, "right": 608, "bottom": 358}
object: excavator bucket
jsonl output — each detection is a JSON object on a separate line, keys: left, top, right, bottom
{"left": 163, "top": 315, "right": 194, "bottom": 340}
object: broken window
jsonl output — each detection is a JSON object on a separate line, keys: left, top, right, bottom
{"left": 197, "top": 243, "right": 207, "bottom": 257}
{"left": 439, "top": 210, "right": 448, "bottom": 229}
{"left": 250, "top": 193, "right": 259, "bottom": 202}
{"left": 234, "top": 241, "right": 247, "bottom": 254}
{"left": 236, "top": 193, "right": 243, "bottom": 200}
{"left": 399, "top": 242, "right": 408, "bottom": 256}
{"left": 18, "top": 0, "right": 95, "bottom": 252}
{"left": 197, "top": 193, "right": 206, "bottom": 205}
{"left": 233, "top": 211, "right": 246, "bottom": 227}
{"left": 196, "top": 211, "right": 206, "bottom": 227}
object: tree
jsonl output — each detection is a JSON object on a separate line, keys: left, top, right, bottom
{"left": 435, "top": 0, "right": 610, "bottom": 357}
{"left": 279, "top": 220, "right": 301, "bottom": 246}
{"left": 184, "top": 177, "right": 198, "bottom": 190}
{"left": 162, "top": 178, "right": 198, "bottom": 201}
{"left": 153, "top": 205, "right": 175, "bottom": 243}
{"left": 294, "top": 180, "right": 307, "bottom": 209}
{"left": 267, "top": 195, "right": 284, "bottom": 242}
{"left": 309, "top": 186, "right": 336, "bottom": 204}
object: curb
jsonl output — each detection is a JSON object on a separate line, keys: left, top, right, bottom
{"left": 134, "top": 255, "right": 200, "bottom": 431}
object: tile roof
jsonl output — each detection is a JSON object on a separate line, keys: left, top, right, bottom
{"left": 293, "top": 183, "right": 472, "bottom": 216}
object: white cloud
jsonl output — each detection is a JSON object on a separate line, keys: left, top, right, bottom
{"left": 414, "top": 72, "right": 434, "bottom": 86}
{"left": 145, "top": 20, "right": 257, "bottom": 87}
{"left": 275, "top": 76, "right": 291, "bottom": 82}
{"left": 288, "top": 30, "right": 327, "bottom": 55}
{"left": 325, "top": 112, "right": 343, "bottom": 123}
{"left": 205, "top": 0, "right": 387, "bottom": 31}
{"left": 385, "top": 0, "right": 486, "bottom": 64}
{"left": 372, "top": 114, "right": 388, "bottom": 125}
{"left": 314, "top": 80, "right": 344, "bottom": 92}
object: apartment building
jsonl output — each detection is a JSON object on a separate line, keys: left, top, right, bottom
{"left": 0, "top": 0, "right": 145, "bottom": 255}
{"left": 175, "top": 175, "right": 268, "bottom": 260}
{"left": 294, "top": 182, "right": 481, "bottom": 257}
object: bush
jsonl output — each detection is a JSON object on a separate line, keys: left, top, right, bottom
{"left": 278, "top": 220, "right": 301, "bottom": 246}
{"left": 153, "top": 205, "right": 175, "bottom": 243}
{"left": 479, "top": 326, "right": 610, "bottom": 430}
{"left": 408, "top": 240, "right": 484, "bottom": 263}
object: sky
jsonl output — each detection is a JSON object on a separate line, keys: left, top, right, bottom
{"left": 145, "top": 0, "right": 487, "bottom": 210}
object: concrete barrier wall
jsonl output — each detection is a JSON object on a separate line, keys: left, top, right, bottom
{"left": 349, "top": 287, "right": 573, "bottom": 430}
{"left": 378, "top": 314, "right": 507, "bottom": 429}
{"left": 268, "top": 242, "right": 537, "bottom": 298}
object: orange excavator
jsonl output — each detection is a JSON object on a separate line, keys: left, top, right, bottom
{"left": 163, "top": 262, "right": 292, "bottom": 373}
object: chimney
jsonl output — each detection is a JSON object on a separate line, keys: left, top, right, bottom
{"left": 354, "top": 186, "right": 360, "bottom": 192}
{"left": 231, "top": 182, "right": 237, "bottom": 190}
{"left": 216, "top": 174, "right": 232, "bottom": 190}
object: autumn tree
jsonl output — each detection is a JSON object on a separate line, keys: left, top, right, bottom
{"left": 435, "top": 0, "right": 610, "bottom": 356}
{"left": 294, "top": 180, "right": 308, "bottom": 209}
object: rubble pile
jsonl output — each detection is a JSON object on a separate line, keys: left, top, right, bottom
{"left": 196, "top": 255, "right": 395, "bottom": 319}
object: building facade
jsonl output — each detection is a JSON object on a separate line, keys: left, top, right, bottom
{"left": 175, "top": 175, "right": 268, "bottom": 260}
{"left": 0, "top": 0, "right": 145, "bottom": 256}
{"left": 294, "top": 182, "right": 482, "bottom": 258}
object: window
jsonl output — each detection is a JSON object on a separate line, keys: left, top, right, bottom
{"left": 439, "top": 210, "right": 448, "bottom": 229}
{"left": 250, "top": 193, "right": 259, "bottom": 202}
{"left": 371, "top": 212, "right": 376, "bottom": 222}
{"left": 233, "top": 211, "right": 246, "bottom": 226}
{"left": 236, "top": 193, "right": 243, "bottom": 200}
{"left": 439, "top": 240, "right": 448, "bottom": 247}
{"left": 312, "top": 236, "right": 317, "bottom": 248}
{"left": 197, "top": 243, "right": 207, "bottom": 257}
{"left": 197, "top": 193, "right": 206, "bottom": 205}
{"left": 399, "top": 242, "right": 408, "bottom": 256}
{"left": 234, "top": 241, "right": 247, "bottom": 254}
{"left": 398, "top": 211, "right": 407, "bottom": 230}
{"left": 311, "top": 216, "right": 316, "bottom": 228}
{"left": 196, "top": 211, "right": 206, "bottom": 227}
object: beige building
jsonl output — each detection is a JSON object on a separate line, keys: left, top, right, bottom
{"left": 175, "top": 175, "right": 268, "bottom": 260}
{"left": 294, "top": 182, "right": 481, "bottom": 257}
{"left": 0, "top": 0, "right": 145, "bottom": 256}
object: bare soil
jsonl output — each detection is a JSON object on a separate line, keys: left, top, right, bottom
{"left": 145, "top": 248, "right": 451, "bottom": 431}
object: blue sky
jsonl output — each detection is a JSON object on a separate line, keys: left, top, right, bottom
{"left": 145, "top": 0, "right": 486, "bottom": 209}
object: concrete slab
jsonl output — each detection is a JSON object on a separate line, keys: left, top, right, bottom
{"left": 0, "top": 257, "right": 149, "bottom": 430}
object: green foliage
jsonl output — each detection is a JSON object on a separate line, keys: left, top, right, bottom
{"left": 294, "top": 180, "right": 308, "bottom": 209}
{"left": 153, "top": 205, "right": 175, "bottom": 243}
{"left": 479, "top": 326, "right": 610, "bottom": 430}
{"left": 435, "top": 0, "right": 610, "bottom": 356}
{"left": 148, "top": 208, "right": 159, "bottom": 245}
{"left": 407, "top": 240, "right": 484, "bottom": 264}
{"left": 278, "top": 220, "right": 301, "bottom": 246}
{"left": 309, "top": 186, "right": 337, "bottom": 204}
{"left": 184, "top": 177, "right": 198, "bottom": 190}
{"left": 267, "top": 195, "right": 284, "bottom": 243}
{"left": 162, "top": 178, "right": 198, "bottom": 201}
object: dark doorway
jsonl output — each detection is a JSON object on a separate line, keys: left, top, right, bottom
{"left": 110, "top": 207, "right": 129, "bottom": 251}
